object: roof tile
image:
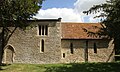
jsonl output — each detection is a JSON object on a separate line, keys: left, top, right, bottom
{"left": 61, "top": 22, "right": 102, "bottom": 39}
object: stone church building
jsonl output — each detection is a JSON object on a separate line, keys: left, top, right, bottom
{"left": 2, "top": 18, "right": 114, "bottom": 64}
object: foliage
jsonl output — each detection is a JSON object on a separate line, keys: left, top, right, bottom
{"left": 0, "top": 63, "right": 120, "bottom": 72}
{"left": 83, "top": 0, "right": 120, "bottom": 54}
{"left": 0, "top": 0, "right": 44, "bottom": 28}
{"left": 0, "top": 0, "right": 44, "bottom": 64}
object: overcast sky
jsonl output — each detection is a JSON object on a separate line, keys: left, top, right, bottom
{"left": 34, "top": 0, "right": 106, "bottom": 22}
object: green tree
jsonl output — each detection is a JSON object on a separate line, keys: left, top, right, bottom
{"left": 83, "top": 0, "right": 120, "bottom": 56}
{"left": 0, "top": 0, "right": 44, "bottom": 64}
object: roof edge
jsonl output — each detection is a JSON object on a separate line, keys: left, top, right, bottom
{"left": 30, "top": 18, "right": 62, "bottom": 22}
{"left": 61, "top": 38, "right": 110, "bottom": 40}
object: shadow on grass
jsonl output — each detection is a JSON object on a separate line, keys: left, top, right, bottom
{"left": 45, "top": 62, "right": 120, "bottom": 72}
{"left": 0, "top": 63, "right": 11, "bottom": 70}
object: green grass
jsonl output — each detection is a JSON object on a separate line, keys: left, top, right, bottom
{"left": 0, "top": 62, "right": 120, "bottom": 72}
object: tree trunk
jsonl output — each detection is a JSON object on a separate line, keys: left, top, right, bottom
{"left": 114, "top": 38, "right": 120, "bottom": 55}
{"left": 0, "top": 27, "right": 5, "bottom": 65}
{"left": 114, "top": 38, "right": 120, "bottom": 61}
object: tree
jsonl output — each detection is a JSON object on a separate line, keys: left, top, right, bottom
{"left": 0, "top": 0, "right": 44, "bottom": 64}
{"left": 83, "top": 0, "right": 120, "bottom": 56}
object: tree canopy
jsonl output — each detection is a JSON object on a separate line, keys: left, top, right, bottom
{"left": 83, "top": 0, "right": 120, "bottom": 55}
{"left": 0, "top": 0, "right": 44, "bottom": 28}
{"left": 0, "top": 0, "right": 44, "bottom": 64}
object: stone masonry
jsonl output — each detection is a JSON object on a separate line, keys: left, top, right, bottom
{"left": 2, "top": 18, "right": 61, "bottom": 64}
{"left": 1, "top": 18, "right": 115, "bottom": 64}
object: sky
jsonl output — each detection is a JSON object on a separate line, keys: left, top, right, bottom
{"left": 34, "top": 0, "right": 106, "bottom": 22}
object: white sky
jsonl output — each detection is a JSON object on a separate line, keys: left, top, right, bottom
{"left": 34, "top": 0, "right": 106, "bottom": 22}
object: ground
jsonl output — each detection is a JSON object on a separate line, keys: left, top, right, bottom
{"left": 0, "top": 62, "right": 120, "bottom": 72}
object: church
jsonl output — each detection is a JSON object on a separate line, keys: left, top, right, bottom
{"left": 2, "top": 18, "right": 114, "bottom": 64}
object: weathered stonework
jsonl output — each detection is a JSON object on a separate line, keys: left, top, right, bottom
{"left": 2, "top": 19, "right": 62, "bottom": 64}
{"left": 61, "top": 39, "right": 114, "bottom": 63}
{"left": 61, "top": 40, "right": 85, "bottom": 63}
{"left": 87, "top": 39, "right": 114, "bottom": 62}
{"left": 0, "top": 19, "right": 115, "bottom": 64}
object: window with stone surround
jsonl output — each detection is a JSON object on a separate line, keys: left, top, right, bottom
{"left": 63, "top": 53, "right": 65, "bottom": 58}
{"left": 94, "top": 43, "right": 97, "bottom": 53}
{"left": 40, "top": 39, "right": 44, "bottom": 53}
{"left": 38, "top": 25, "right": 48, "bottom": 36}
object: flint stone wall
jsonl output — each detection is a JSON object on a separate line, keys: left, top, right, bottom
{"left": 61, "top": 39, "right": 114, "bottom": 63}
{"left": 4, "top": 21, "right": 61, "bottom": 64}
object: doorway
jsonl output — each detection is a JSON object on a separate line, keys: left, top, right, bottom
{"left": 4, "top": 45, "right": 15, "bottom": 64}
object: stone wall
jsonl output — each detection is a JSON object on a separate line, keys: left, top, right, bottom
{"left": 3, "top": 21, "right": 61, "bottom": 64}
{"left": 1, "top": 20, "right": 115, "bottom": 64}
{"left": 61, "top": 40, "right": 85, "bottom": 63}
{"left": 61, "top": 39, "right": 114, "bottom": 63}
{"left": 87, "top": 39, "right": 114, "bottom": 62}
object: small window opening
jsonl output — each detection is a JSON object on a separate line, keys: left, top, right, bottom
{"left": 42, "top": 26, "right": 44, "bottom": 35}
{"left": 70, "top": 43, "right": 74, "bottom": 54}
{"left": 41, "top": 39, "right": 44, "bottom": 52}
{"left": 39, "top": 25, "right": 41, "bottom": 35}
{"left": 38, "top": 25, "right": 48, "bottom": 36}
{"left": 94, "top": 43, "right": 97, "bottom": 53}
{"left": 63, "top": 53, "right": 65, "bottom": 58}
{"left": 45, "top": 25, "right": 48, "bottom": 35}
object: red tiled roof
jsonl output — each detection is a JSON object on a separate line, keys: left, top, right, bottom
{"left": 61, "top": 22, "right": 103, "bottom": 39}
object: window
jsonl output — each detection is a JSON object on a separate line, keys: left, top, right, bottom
{"left": 42, "top": 26, "right": 44, "bottom": 35}
{"left": 63, "top": 53, "right": 65, "bottom": 58}
{"left": 70, "top": 43, "right": 74, "bottom": 54}
{"left": 38, "top": 25, "right": 48, "bottom": 36}
{"left": 45, "top": 25, "right": 48, "bottom": 35}
{"left": 39, "top": 26, "right": 41, "bottom": 35}
{"left": 41, "top": 39, "right": 44, "bottom": 52}
{"left": 94, "top": 43, "right": 97, "bottom": 53}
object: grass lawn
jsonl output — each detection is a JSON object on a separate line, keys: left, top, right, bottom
{"left": 0, "top": 62, "right": 120, "bottom": 72}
